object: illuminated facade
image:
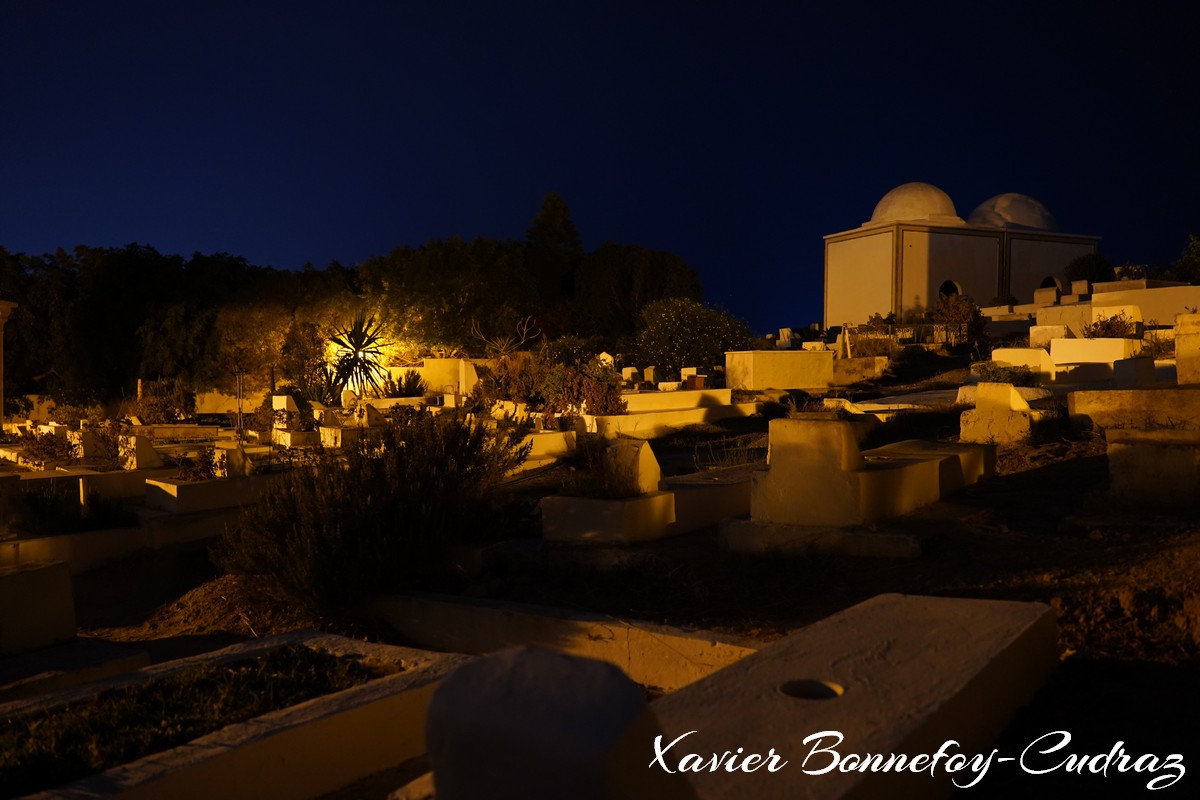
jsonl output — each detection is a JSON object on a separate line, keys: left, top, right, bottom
{"left": 823, "top": 182, "right": 1098, "bottom": 326}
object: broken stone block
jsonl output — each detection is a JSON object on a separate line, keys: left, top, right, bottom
{"left": 959, "top": 382, "right": 1051, "bottom": 445}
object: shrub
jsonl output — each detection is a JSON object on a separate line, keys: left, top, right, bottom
{"left": 634, "top": 298, "right": 752, "bottom": 375}
{"left": 932, "top": 295, "right": 986, "bottom": 350}
{"left": 175, "top": 446, "right": 220, "bottom": 482}
{"left": 399, "top": 369, "right": 427, "bottom": 398}
{"left": 214, "top": 412, "right": 532, "bottom": 611}
{"left": 473, "top": 351, "right": 545, "bottom": 407}
{"left": 247, "top": 394, "right": 277, "bottom": 438}
{"left": 542, "top": 335, "right": 604, "bottom": 367}
{"left": 1083, "top": 311, "right": 1138, "bottom": 339}
{"left": 273, "top": 386, "right": 318, "bottom": 431}
{"left": 47, "top": 404, "right": 91, "bottom": 428}
{"left": 85, "top": 420, "right": 126, "bottom": 471}
{"left": 973, "top": 362, "right": 1041, "bottom": 387}
{"left": 130, "top": 379, "right": 195, "bottom": 424}
{"left": 18, "top": 432, "right": 78, "bottom": 469}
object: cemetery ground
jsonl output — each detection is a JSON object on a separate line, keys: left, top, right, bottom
{"left": 30, "top": 353, "right": 1200, "bottom": 796}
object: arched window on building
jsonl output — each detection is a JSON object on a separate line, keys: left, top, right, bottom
{"left": 938, "top": 280, "right": 962, "bottom": 300}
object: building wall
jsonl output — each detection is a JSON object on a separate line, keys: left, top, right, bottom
{"left": 900, "top": 229, "right": 1000, "bottom": 316}
{"left": 825, "top": 230, "right": 894, "bottom": 326}
{"left": 1009, "top": 237, "right": 1096, "bottom": 301}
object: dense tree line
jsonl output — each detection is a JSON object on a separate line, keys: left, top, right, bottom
{"left": 0, "top": 194, "right": 704, "bottom": 407}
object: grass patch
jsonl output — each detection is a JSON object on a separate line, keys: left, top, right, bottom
{"left": 692, "top": 432, "right": 768, "bottom": 471}
{"left": 0, "top": 644, "right": 384, "bottom": 797}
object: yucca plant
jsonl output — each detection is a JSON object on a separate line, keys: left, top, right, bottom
{"left": 330, "top": 313, "right": 390, "bottom": 398}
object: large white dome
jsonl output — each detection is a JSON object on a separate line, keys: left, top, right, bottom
{"left": 869, "top": 182, "right": 960, "bottom": 224}
{"left": 967, "top": 193, "right": 1058, "bottom": 230}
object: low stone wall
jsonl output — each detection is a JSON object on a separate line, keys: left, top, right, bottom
{"left": 621, "top": 388, "right": 732, "bottom": 413}
{"left": 17, "top": 468, "right": 176, "bottom": 501}
{"left": 145, "top": 473, "right": 281, "bottom": 514}
{"left": 583, "top": 403, "right": 760, "bottom": 439}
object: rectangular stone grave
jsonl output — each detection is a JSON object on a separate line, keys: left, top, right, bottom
{"left": 0, "top": 561, "right": 75, "bottom": 655}
{"left": 651, "top": 594, "right": 1057, "bottom": 800}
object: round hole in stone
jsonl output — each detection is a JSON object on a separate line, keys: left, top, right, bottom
{"left": 778, "top": 679, "right": 845, "bottom": 700}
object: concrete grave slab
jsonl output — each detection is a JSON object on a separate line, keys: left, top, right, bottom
{"left": 1050, "top": 337, "right": 1143, "bottom": 365}
{"left": 751, "top": 419, "right": 942, "bottom": 527}
{"left": 651, "top": 594, "right": 1057, "bottom": 800}
{"left": 1068, "top": 387, "right": 1200, "bottom": 430}
{"left": 661, "top": 467, "right": 753, "bottom": 535}
{"left": 541, "top": 492, "right": 676, "bottom": 543}
{"left": 1106, "top": 427, "right": 1200, "bottom": 506}
{"left": 0, "top": 561, "right": 75, "bottom": 655}
{"left": 953, "top": 385, "right": 1052, "bottom": 407}
{"left": 862, "top": 439, "right": 994, "bottom": 496}
{"left": 989, "top": 347, "right": 1055, "bottom": 378}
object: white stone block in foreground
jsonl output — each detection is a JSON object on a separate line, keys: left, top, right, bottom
{"left": 652, "top": 593, "right": 1056, "bottom": 800}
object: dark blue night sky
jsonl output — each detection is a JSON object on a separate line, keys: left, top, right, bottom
{"left": 3, "top": 1, "right": 1197, "bottom": 333}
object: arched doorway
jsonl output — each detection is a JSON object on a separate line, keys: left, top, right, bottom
{"left": 938, "top": 280, "right": 961, "bottom": 300}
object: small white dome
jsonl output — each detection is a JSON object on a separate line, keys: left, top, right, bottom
{"left": 869, "top": 182, "right": 960, "bottom": 224}
{"left": 968, "top": 193, "right": 1058, "bottom": 231}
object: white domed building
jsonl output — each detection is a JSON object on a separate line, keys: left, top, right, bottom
{"left": 823, "top": 182, "right": 1098, "bottom": 326}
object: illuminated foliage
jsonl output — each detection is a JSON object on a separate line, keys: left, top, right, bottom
{"left": 635, "top": 298, "right": 752, "bottom": 377}
{"left": 329, "top": 312, "right": 390, "bottom": 398}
